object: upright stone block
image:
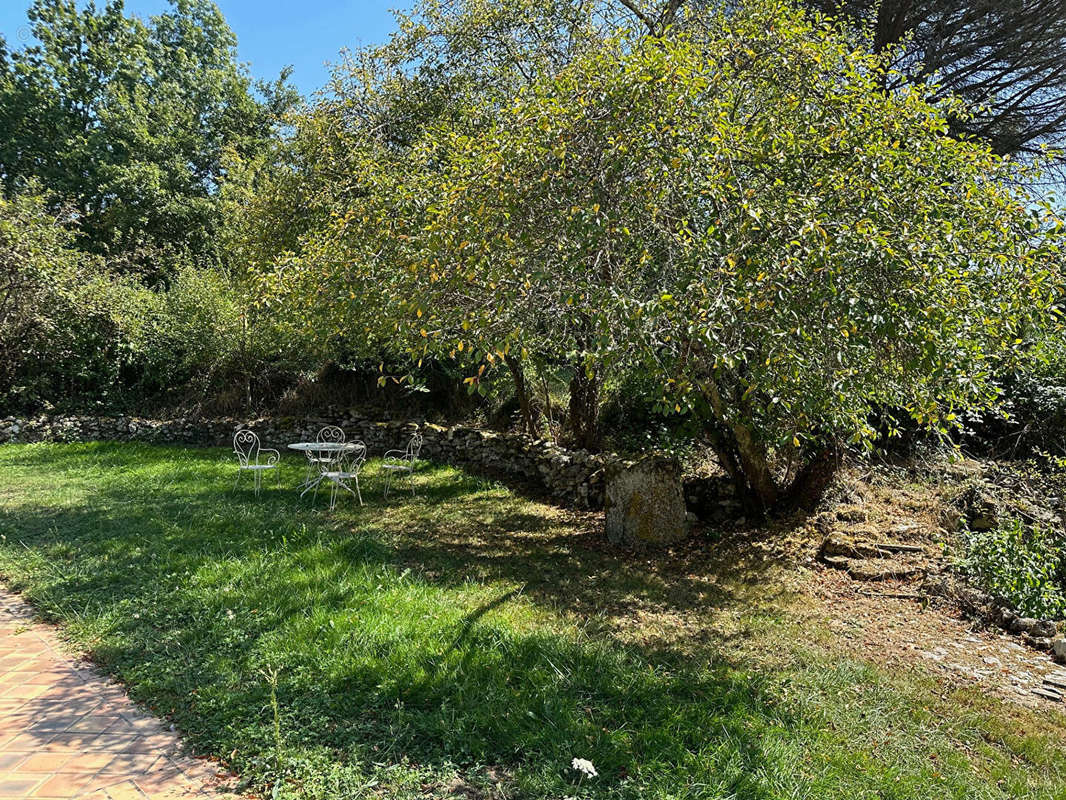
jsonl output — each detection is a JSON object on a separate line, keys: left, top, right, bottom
{"left": 604, "top": 455, "right": 688, "bottom": 549}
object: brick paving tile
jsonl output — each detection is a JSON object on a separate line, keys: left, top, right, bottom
{"left": 31, "top": 771, "right": 96, "bottom": 797}
{"left": 0, "top": 776, "right": 44, "bottom": 797}
{"left": 16, "top": 753, "right": 73, "bottom": 774}
{"left": 67, "top": 716, "right": 123, "bottom": 734}
{"left": 97, "top": 780, "right": 149, "bottom": 800}
{"left": 0, "top": 588, "right": 240, "bottom": 799}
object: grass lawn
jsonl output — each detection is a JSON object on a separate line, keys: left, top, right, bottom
{"left": 0, "top": 442, "right": 1064, "bottom": 799}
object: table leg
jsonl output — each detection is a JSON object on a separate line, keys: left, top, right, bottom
{"left": 300, "top": 474, "right": 324, "bottom": 498}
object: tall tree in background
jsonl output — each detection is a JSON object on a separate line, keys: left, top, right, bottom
{"left": 619, "top": 0, "right": 1066, "bottom": 169}
{"left": 805, "top": 0, "right": 1066, "bottom": 166}
{"left": 0, "top": 0, "right": 298, "bottom": 278}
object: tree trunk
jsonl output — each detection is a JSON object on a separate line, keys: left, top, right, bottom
{"left": 707, "top": 432, "right": 840, "bottom": 519}
{"left": 781, "top": 446, "right": 841, "bottom": 511}
{"left": 505, "top": 353, "right": 539, "bottom": 437}
{"left": 730, "top": 420, "right": 780, "bottom": 510}
{"left": 567, "top": 366, "right": 601, "bottom": 450}
{"left": 704, "top": 433, "right": 766, "bottom": 519}
{"left": 701, "top": 377, "right": 779, "bottom": 517}
{"left": 873, "top": 0, "right": 915, "bottom": 52}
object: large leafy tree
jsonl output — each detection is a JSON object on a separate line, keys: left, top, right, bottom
{"left": 244, "top": 0, "right": 614, "bottom": 440}
{"left": 269, "top": 0, "right": 1063, "bottom": 513}
{"left": 0, "top": 0, "right": 296, "bottom": 277}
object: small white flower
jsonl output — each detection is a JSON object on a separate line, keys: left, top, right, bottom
{"left": 571, "top": 757, "right": 597, "bottom": 778}
{"left": 225, "top": 609, "right": 235, "bottom": 620}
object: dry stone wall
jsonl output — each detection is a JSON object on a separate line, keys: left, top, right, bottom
{"left": 0, "top": 413, "right": 737, "bottom": 518}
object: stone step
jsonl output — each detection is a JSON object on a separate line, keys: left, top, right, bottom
{"left": 1033, "top": 686, "right": 1063, "bottom": 702}
{"left": 1043, "top": 674, "right": 1066, "bottom": 691}
{"left": 820, "top": 534, "right": 927, "bottom": 560}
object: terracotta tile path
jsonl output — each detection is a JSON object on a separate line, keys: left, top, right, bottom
{"left": 0, "top": 588, "right": 238, "bottom": 799}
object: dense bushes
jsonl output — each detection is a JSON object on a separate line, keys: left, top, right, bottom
{"left": 0, "top": 189, "right": 134, "bottom": 411}
{"left": 959, "top": 519, "right": 1066, "bottom": 619}
{"left": 129, "top": 266, "right": 314, "bottom": 412}
{"left": 0, "top": 183, "right": 479, "bottom": 418}
{"left": 0, "top": 186, "right": 315, "bottom": 415}
{"left": 1002, "top": 330, "right": 1066, "bottom": 456}
{"left": 955, "top": 324, "right": 1066, "bottom": 458}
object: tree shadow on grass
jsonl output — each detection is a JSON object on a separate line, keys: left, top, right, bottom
{"left": 0, "top": 444, "right": 814, "bottom": 798}
{"left": 374, "top": 468, "right": 801, "bottom": 654}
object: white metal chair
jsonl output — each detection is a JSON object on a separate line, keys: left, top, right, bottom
{"left": 321, "top": 442, "right": 368, "bottom": 510}
{"left": 233, "top": 430, "right": 280, "bottom": 496}
{"left": 382, "top": 433, "right": 424, "bottom": 497}
{"left": 303, "top": 425, "right": 346, "bottom": 488}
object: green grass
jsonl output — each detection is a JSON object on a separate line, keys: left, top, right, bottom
{"left": 0, "top": 442, "right": 1064, "bottom": 799}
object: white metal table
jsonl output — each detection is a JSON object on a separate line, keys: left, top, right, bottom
{"left": 287, "top": 441, "right": 365, "bottom": 497}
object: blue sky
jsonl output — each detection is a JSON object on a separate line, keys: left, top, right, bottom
{"left": 0, "top": 0, "right": 411, "bottom": 96}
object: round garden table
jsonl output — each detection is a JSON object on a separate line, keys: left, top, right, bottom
{"left": 287, "top": 441, "right": 365, "bottom": 497}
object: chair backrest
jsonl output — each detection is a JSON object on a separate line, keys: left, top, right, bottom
{"left": 233, "top": 429, "right": 261, "bottom": 467}
{"left": 335, "top": 442, "right": 367, "bottom": 473}
{"left": 406, "top": 433, "right": 424, "bottom": 461}
{"left": 317, "top": 425, "right": 345, "bottom": 444}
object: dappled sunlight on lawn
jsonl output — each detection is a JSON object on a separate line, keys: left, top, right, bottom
{"left": 0, "top": 443, "right": 1063, "bottom": 799}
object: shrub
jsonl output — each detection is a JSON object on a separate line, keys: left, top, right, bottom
{"left": 0, "top": 187, "right": 149, "bottom": 412}
{"left": 126, "top": 266, "right": 315, "bottom": 412}
{"left": 958, "top": 518, "right": 1066, "bottom": 619}
{"left": 0, "top": 189, "right": 310, "bottom": 414}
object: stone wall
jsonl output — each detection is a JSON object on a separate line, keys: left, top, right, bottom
{"left": 0, "top": 413, "right": 737, "bottom": 518}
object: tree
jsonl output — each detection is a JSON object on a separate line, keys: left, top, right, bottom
{"left": 0, "top": 0, "right": 297, "bottom": 277}
{"left": 273, "top": 0, "right": 1062, "bottom": 513}
{"left": 801, "top": 0, "right": 1066, "bottom": 165}
{"left": 247, "top": 0, "right": 618, "bottom": 442}
{"left": 495, "top": 3, "right": 1063, "bottom": 513}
